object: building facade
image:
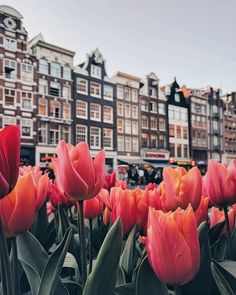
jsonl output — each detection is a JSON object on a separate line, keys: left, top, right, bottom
{"left": 29, "top": 34, "right": 75, "bottom": 167}
{"left": 0, "top": 5, "right": 37, "bottom": 165}
{"left": 139, "top": 73, "right": 169, "bottom": 163}
{"left": 73, "top": 49, "right": 117, "bottom": 170}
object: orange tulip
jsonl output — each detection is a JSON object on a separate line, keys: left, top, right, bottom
{"left": 0, "top": 125, "right": 20, "bottom": 198}
{"left": 83, "top": 195, "right": 103, "bottom": 219}
{"left": 146, "top": 205, "right": 200, "bottom": 285}
{"left": 53, "top": 141, "right": 105, "bottom": 201}
{"left": 103, "top": 207, "right": 111, "bottom": 225}
{"left": 160, "top": 167, "right": 202, "bottom": 211}
{"left": 194, "top": 197, "right": 209, "bottom": 226}
{"left": 210, "top": 206, "right": 235, "bottom": 234}
{"left": 204, "top": 160, "right": 236, "bottom": 207}
{"left": 0, "top": 174, "right": 37, "bottom": 237}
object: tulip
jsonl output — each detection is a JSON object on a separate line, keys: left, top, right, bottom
{"left": 83, "top": 195, "right": 103, "bottom": 219}
{"left": 53, "top": 141, "right": 105, "bottom": 201}
{"left": 160, "top": 167, "right": 202, "bottom": 212}
{"left": 145, "top": 183, "right": 156, "bottom": 191}
{"left": 204, "top": 160, "right": 236, "bottom": 207}
{"left": 103, "top": 171, "right": 116, "bottom": 191}
{"left": 210, "top": 206, "right": 235, "bottom": 234}
{"left": 0, "top": 174, "right": 37, "bottom": 237}
{"left": 103, "top": 207, "right": 111, "bottom": 225}
{"left": 48, "top": 181, "right": 76, "bottom": 208}
{"left": 146, "top": 205, "right": 200, "bottom": 285}
{"left": 0, "top": 125, "right": 20, "bottom": 198}
{"left": 194, "top": 197, "right": 209, "bottom": 226}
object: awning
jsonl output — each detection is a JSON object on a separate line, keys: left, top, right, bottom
{"left": 118, "top": 159, "right": 153, "bottom": 166}
{"left": 149, "top": 163, "right": 178, "bottom": 168}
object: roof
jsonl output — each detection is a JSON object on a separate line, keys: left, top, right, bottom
{"left": 114, "top": 71, "right": 141, "bottom": 82}
{"left": 0, "top": 5, "right": 23, "bottom": 19}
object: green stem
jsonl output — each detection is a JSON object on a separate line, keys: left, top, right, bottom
{"left": 223, "top": 207, "right": 233, "bottom": 259}
{"left": 11, "top": 237, "right": 19, "bottom": 295}
{"left": 0, "top": 225, "right": 14, "bottom": 295}
{"left": 0, "top": 244, "right": 7, "bottom": 295}
{"left": 175, "top": 285, "right": 182, "bottom": 295}
{"left": 78, "top": 200, "right": 87, "bottom": 289}
{"left": 89, "top": 219, "right": 93, "bottom": 274}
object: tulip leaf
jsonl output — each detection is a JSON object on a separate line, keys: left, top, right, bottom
{"left": 209, "top": 221, "right": 225, "bottom": 246}
{"left": 56, "top": 205, "right": 70, "bottom": 242}
{"left": 211, "top": 235, "right": 228, "bottom": 261}
{"left": 116, "top": 266, "right": 127, "bottom": 285}
{"left": 17, "top": 230, "right": 69, "bottom": 295}
{"left": 31, "top": 203, "right": 49, "bottom": 246}
{"left": 115, "top": 282, "right": 136, "bottom": 295}
{"left": 119, "top": 224, "right": 138, "bottom": 282}
{"left": 62, "top": 279, "right": 82, "bottom": 295}
{"left": 37, "top": 226, "right": 73, "bottom": 295}
{"left": 135, "top": 256, "right": 168, "bottom": 295}
{"left": 211, "top": 261, "right": 234, "bottom": 295}
{"left": 214, "top": 260, "right": 236, "bottom": 292}
{"left": 83, "top": 218, "right": 123, "bottom": 295}
{"left": 182, "top": 221, "right": 219, "bottom": 295}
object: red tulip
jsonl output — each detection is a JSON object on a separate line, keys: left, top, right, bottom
{"left": 48, "top": 181, "right": 76, "bottom": 208}
{"left": 204, "top": 160, "right": 236, "bottom": 207}
{"left": 115, "top": 180, "right": 128, "bottom": 189}
{"left": 103, "top": 171, "right": 116, "bottom": 191}
{"left": 103, "top": 207, "right": 110, "bottom": 225}
{"left": 0, "top": 125, "right": 20, "bottom": 198}
{"left": 146, "top": 205, "right": 200, "bottom": 285}
{"left": 210, "top": 206, "right": 235, "bottom": 234}
{"left": 194, "top": 197, "right": 209, "bottom": 226}
{"left": 160, "top": 167, "right": 202, "bottom": 211}
{"left": 145, "top": 183, "right": 156, "bottom": 190}
{"left": 99, "top": 188, "right": 112, "bottom": 211}
{"left": 0, "top": 174, "right": 37, "bottom": 237}
{"left": 53, "top": 141, "right": 105, "bottom": 201}
{"left": 83, "top": 195, "right": 103, "bottom": 219}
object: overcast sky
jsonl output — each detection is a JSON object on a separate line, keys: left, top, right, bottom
{"left": 4, "top": 0, "right": 236, "bottom": 93}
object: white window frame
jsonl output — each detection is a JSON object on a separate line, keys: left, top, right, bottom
{"left": 62, "top": 85, "right": 71, "bottom": 99}
{"left": 117, "top": 85, "right": 123, "bottom": 99}
{"left": 76, "top": 125, "right": 88, "bottom": 143}
{"left": 38, "top": 122, "right": 47, "bottom": 144}
{"left": 76, "top": 100, "right": 88, "bottom": 119}
{"left": 118, "top": 136, "right": 124, "bottom": 151}
{"left": 117, "top": 102, "right": 123, "bottom": 116}
{"left": 90, "top": 103, "right": 101, "bottom": 121}
{"left": 132, "top": 121, "right": 138, "bottom": 135}
{"left": 159, "top": 103, "right": 165, "bottom": 115}
{"left": 125, "top": 120, "right": 131, "bottom": 134}
{"left": 4, "top": 37, "right": 17, "bottom": 51}
{"left": 61, "top": 125, "right": 71, "bottom": 143}
{"left": 4, "top": 88, "right": 16, "bottom": 108}
{"left": 51, "top": 62, "right": 61, "bottom": 78}
{"left": 4, "top": 59, "right": 16, "bottom": 80}
{"left": 38, "top": 98, "right": 48, "bottom": 116}
{"left": 132, "top": 138, "right": 139, "bottom": 152}
{"left": 132, "top": 89, "right": 138, "bottom": 102}
{"left": 21, "top": 63, "right": 33, "bottom": 82}
{"left": 91, "top": 65, "right": 101, "bottom": 79}
{"left": 39, "top": 79, "right": 48, "bottom": 95}
{"left": 49, "top": 126, "right": 60, "bottom": 145}
{"left": 62, "top": 103, "right": 71, "bottom": 120}
{"left": 63, "top": 66, "right": 71, "bottom": 80}
{"left": 103, "top": 85, "right": 113, "bottom": 100}
{"left": 90, "top": 82, "right": 101, "bottom": 97}
{"left": 103, "top": 128, "right": 113, "bottom": 150}
{"left": 50, "top": 100, "right": 61, "bottom": 118}
{"left": 132, "top": 105, "right": 138, "bottom": 119}
{"left": 125, "top": 104, "right": 131, "bottom": 118}
{"left": 103, "top": 106, "right": 113, "bottom": 123}
{"left": 21, "top": 91, "right": 33, "bottom": 111}
{"left": 90, "top": 127, "right": 101, "bottom": 149}
{"left": 21, "top": 118, "right": 33, "bottom": 138}
{"left": 2, "top": 116, "right": 16, "bottom": 127}
{"left": 39, "top": 59, "right": 48, "bottom": 75}
{"left": 77, "top": 78, "right": 88, "bottom": 94}
{"left": 117, "top": 119, "right": 124, "bottom": 133}
{"left": 125, "top": 137, "right": 132, "bottom": 152}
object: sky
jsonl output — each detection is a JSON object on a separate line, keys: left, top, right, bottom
{"left": 3, "top": 0, "right": 236, "bottom": 93}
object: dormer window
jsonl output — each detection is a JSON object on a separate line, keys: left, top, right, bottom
{"left": 149, "top": 87, "right": 157, "bottom": 97}
{"left": 91, "top": 65, "right": 101, "bottom": 79}
{"left": 175, "top": 94, "right": 180, "bottom": 102}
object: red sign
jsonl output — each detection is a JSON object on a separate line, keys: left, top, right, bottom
{"left": 145, "top": 152, "right": 166, "bottom": 159}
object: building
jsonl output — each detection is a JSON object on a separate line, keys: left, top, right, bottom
{"left": 73, "top": 49, "right": 117, "bottom": 171}
{"left": 221, "top": 92, "right": 236, "bottom": 164}
{"left": 113, "top": 71, "right": 141, "bottom": 164}
{"left": 189, "top": 88, "right": 208, "bottom": 166}
{"left": 29, "top": 33, "right": 75, "bottom": 167}
{"left": 139, "top": 73, "right": 169, "bottom": 164}
{"left": 165, "top": 79, "right": 192, "bottom": 166}
{"left": 0, "top": 5, "right": 37, "bottom": 165}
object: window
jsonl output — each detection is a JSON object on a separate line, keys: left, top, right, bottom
{"left": 62, "top": 85, "right": 71, "bottom": 99}
{"left": 103, "top": 128, "right": 113, "bottom": 149}
{"left": 170, "top": 143, "right": 175, "bottom": 157}
{"left": 38, "top": 122, "right": 47, "bottom": 144}
{"left": 168, "top": 106, "right": 174, "bottom": 119}
{"left": 125, "top": 104, "right": 131, "bottom": 117}
{"left": 124, "top": 87, "right": 131, "bottom": 101}
{"left": 141, "top": 115, "right": 148, "bottom": 129}
{"left": 104, "top": 85, "right": 113, "bottom": 100}
{"left": 21, "top": 119, "right": 32, "bottom": 138}
{"left": 4, "top": 89, "right": 15, "bottom": 107}
{"left": 159, "top": 103, "right": 165, "bottom": 115}
{"left": 63, "top": 66, "right": 71, "bottom": 80}
{"left": 4, "top": 38, "right": 16, "bottom": 51}
{"left": 125, "top": 120, "right": 131, "bottom": 134}
{"left": 50, "top": 100, "right": 60, "bottom": 118}
{"left": 141, "top": 100, "right": 149, "bottom": 111}
{"left": 91, "top": 65, "right": 101, "bottom": 78}
{"left": 149, "top": 87, "right": 157, "bottom": 97}
{"left": 51, "top": 62, "right": 61, "bottom": 78}
{"left": 21, "top": 63, "right": 33, "bottom": 82}
{"left": 151, "top": 135, "right": 157, "bottom": 148}
{"left": 49, "top": 82, "right": 60, "bottom": 97}
{"left": 2, "top": 116, "right": 16, "bottom": 127}
{"left": 132, "top": 138, "right": 139, "bottom": 152}
{"left": 90, "top": 103, "right": 101, "bottom": 121}
{"left": 141, "top": 134, "right": 149, "bottom": 148}
{"left": 132, "top": 89, "right": 138, "bottom": 102}
{"left": 159, "top": 118, "right": 165, "bottom": 131}
{"left": 22, "top": 92, "right": 32, "bottom": 110}
{"left": 77, "top": 78, "right": 88, "bottom": 94}
{"left": 169, "top": 124, "right": 174, "bottom": 137}
{"left": 117, "top": 102, "right": 123, "bottom": 116}
{"left": 76, "top": 125, "right": 87, "bottom": 143}
{"left": 117, "top": 86, "right": 123, "bottom": 99}
{"left": 49, "top": 126, "right": 60, "bottom": 145}
{"left": 76, "top": 100, "right": 87, "bottom": 118}
{"left": 150, "top": 101, "right": 157, "bottom": 113}
{"left": 63, "top": 103, "right": 70, "bottom": 120}
{"left": 90, "top": 127, "right": 101, "bottom": 149}
{"left": 39, "top": 79, "right": 48, "bottom": 94}
{"left": 150, "top": 117, "right": 157, "bottom": 130}
{"left": 117, "top": 119, "right": 124, "bottom": 133}
{"left": 213, "top": 136, "right": 219, "bottom": 146}
{"left": 177, "top": 126, "right": 181, "bottom": 138}
{"left": 183, "top": 145, "right": 188, "bottom": 158}
{"left": 90, "top": 82, "right": 101, "bottom": 97}
{"left": 183, "top": 127, "right": 188, "bottom": 139}
{"left": 118, "top": 136, "right": 124, "bottom": 151}
{"left": 125, "top": 137, "right": 131, "bottom": 152}
{"left": 175, "top": 109, "right": 181, "bottom": 121}
{"left": 132, "top": 105, "right": 138, "bottom": 118}
{"left": 38, "top": 98, "right": 47, "bottom": 116}
{"left": 175, "top": 94, "right": 180, "bottom": 102}
{"left": 177, "top": 144, "right": 181, "bottom": 158}
{"left": 159, "top": 134, "right": 166, "bottom": 149}
{"left": 132, "top": 121, "right": 138, "bottom": 135}
{"left": 103, "top": 106, "right": 113, "bottom": 123}
{"left": 181, "top": 109, "right": 188, "bottom": 121}
{"left": 61, "top": 126, "right": 70, "bottom": 142}
{"left": 4, "top": 59, "right": 16, "bottom": 79}
{"left": 39, "top": 59, "right": 48, "bottom": 74}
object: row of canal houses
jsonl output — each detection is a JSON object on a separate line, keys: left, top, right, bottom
{"left": 0, "top": 5, "right": 229, "bottom": 172}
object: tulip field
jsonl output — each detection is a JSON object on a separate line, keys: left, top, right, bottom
{"left": 1, "top": 125, "right": 236, "bottom": 295}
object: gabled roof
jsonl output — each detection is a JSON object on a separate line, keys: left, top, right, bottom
{"left": 0, "top": 5, "right": 23, "bottom": 19}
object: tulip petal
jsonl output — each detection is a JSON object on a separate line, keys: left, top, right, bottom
{"left": 36, "top": 173, "right": 49, "bottom": 209}
{"left": 91, "top": 149, "right": 105, "bottom": 198}
{"left": 162, "top": 168, "right": 180, "bottom": 211}
{"left": 0, "top": 172, "right": 10, "bottom": 197}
